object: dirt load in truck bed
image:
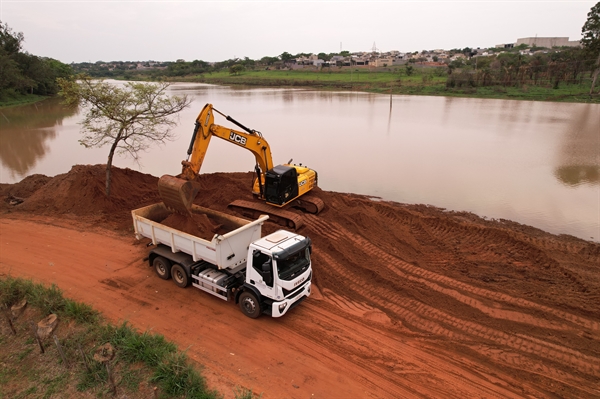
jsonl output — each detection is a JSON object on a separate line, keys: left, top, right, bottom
{"left": 1, "top": 164, "right": 599, "bottom": 399}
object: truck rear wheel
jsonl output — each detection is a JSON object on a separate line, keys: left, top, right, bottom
{"left": 239, "top": 291, "right": 261, "bottom": 319}
{"left": 153, "top": 257, "right": 171, "bottom": 280}
{"left": 171, "top": 264, "right": 189, "bottom": 288}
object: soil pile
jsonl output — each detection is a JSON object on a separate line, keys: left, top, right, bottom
{"left": 160, "top": 212, "right": 220, "bottom": 241}
{"left": 22, "top": 164, "right": 160, "bottom": 213}
{"left": 2, "top": 164, "right": 161, "bottom": 229}
{"left": 1, "top": 174, "right": 51, "bottom": 199}
{"left": 2, "top": 164, "right": 600, "bottom": 397}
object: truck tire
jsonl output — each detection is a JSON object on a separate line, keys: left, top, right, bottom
{"left": 239, "top": 291, "right": 261, "bottom": 319}
{"left": 153, "top": 257, "right": 171, "bottom": 280}
{"left": 171, "top": 264, "right": 189, "bottom": 288}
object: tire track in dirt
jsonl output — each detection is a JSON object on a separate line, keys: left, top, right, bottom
{"left": 306, "top": 215, "right": 600, "bottom": 333}
{"left": 375, "top": 205, "right": 599, "bottom": 312}
{"left": 297, "top": 297, "right": 524, "bottom": 399}
{"left": 304, "top": 215, "right": 600, "bottom": 380}
{"left": 319, "top": 254, "right": 591, "bottom": 392}
{"left": 290, "top": 329, "right": 418, "bottom": 398}
{"left": 315, "top": 249, "right": 596, "bottom": 395}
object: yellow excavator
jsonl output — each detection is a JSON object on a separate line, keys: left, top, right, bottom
{"left": 157, "top": 103, "right": 323, "bottom": 229}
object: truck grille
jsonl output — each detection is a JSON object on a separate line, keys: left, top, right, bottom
{"left": 282, "top": 272, "right": 310, "bottom": 299}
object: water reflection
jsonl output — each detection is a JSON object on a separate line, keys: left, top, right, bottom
{"left": 0, "top": 98, "right": 77, "bottom": 179}
{"left": 554, "top": 104, "right": 600, "bottom": 186}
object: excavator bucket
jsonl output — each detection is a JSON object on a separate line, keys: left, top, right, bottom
{"left": 157, "top": 175, "right": 199, "bottom": 214}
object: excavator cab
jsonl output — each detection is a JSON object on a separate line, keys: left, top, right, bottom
{"left": 264, "top": 165, "right": 299, "bottom": 206}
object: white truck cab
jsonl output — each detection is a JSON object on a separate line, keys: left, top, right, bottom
{"left": 244, "top": 230, "right": 312, "bottom": 317}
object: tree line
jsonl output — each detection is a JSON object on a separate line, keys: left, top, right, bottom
{"left": 445, "top": 47, "right": 596, "bottom": 90}
{"left": 0, "top": 22, "right": 73, "bottom": 102}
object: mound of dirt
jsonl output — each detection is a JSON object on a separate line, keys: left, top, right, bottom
{"left": 0, "top": 174, "right": 52, "bottom": 198}
{"left": 160, "top": 212, "right": 220, "bottom": 241}
{"left": 9, "top": 165, "right": 161, "bottom": 229}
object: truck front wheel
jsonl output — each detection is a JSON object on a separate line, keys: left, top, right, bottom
{"left": 239, "top": 291, "right": 261, "bottom": 319}
{"left": 153, "top": 257, "right": 171, "bottom": 280}
{"left": 171, "top": 264, "right": 189, "bottom": 288}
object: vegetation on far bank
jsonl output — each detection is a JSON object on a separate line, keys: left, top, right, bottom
{"left": 164, "top": 67, "right": 598, "bottom": 103}
{"left": 0, "top": 22, "right": 73, "bottom": 107}
{"left": 71, "top": 45, "right": 600, "bottom": 103}
{"left": 0, "top": 276, "right": 259, "bottom": 399}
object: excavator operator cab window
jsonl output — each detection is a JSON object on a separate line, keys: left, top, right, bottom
{"left": 265, "top": 165, "right": 299, "bottom": 206}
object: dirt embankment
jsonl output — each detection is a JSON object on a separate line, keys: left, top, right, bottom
{"left": 1, "top": 164, "right": 599, "bottom": 398}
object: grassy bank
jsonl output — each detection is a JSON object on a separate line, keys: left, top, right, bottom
{"left": 0, "top": 276, "right": 257, "bottom": 399}
{"left": 164, "top": 68, "right": 599, "bottom": 103}
{"left": 0, "top": 93, "right": 50, "bottom": 108}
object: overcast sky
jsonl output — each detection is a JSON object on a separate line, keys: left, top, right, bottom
{"left": 0, "top": 0, "right": 595, "bottom": 63}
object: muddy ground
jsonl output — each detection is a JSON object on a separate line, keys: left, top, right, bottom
{"left": 1, "top": 164, "right": 599, "bottom": 398}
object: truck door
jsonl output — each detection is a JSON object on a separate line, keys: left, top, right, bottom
{"left": 252, "top": 250, "right": 274, "bottom": 292}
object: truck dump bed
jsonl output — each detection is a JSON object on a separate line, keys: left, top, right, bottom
{"left": 132, "top": 203, "right": 268, "bottom": 270}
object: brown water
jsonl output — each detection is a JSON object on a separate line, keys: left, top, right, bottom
{"left": 1, "top": 83, "right": 598, "bottom": 242}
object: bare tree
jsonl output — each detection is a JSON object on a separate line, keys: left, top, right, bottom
{"left": 58, "top": 76, "right": 191, "bottom": 196}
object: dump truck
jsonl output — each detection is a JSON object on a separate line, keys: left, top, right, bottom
{"left": 132, "top": 203, "right": 312, "bottom": 318}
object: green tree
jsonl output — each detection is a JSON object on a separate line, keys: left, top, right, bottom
{"left": 581, "top": 1, "right": 600, "bottom": 93}
{"left": 317, "top": 52, "right": 331, "bottom": 61}
{"left": 0, "top": 21, "right": 24, "bottom": 55}
{"left": 280, "top": 52, "right": 293, "bottom": 62}
{"left": 229, "top": 64, "right": 245, "bottom": 75}
{"left": 0, "top": 22, "right": 72, "bottom": 99}
{"left": 260, "top": 56, "right": 279, "bottom": 66}
{"left": 241, "top": 57, "right": 255, "bottom": 69}
{"left": 0, "top": 22, "right": 26, "bottom": 97}
{"left": 58, "top": 76, "right": 191, "bottom": 197}
{"left": 581, "top": 2, "right": 600, "bottom": 55}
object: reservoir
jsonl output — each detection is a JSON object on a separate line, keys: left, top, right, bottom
{"left": 1, "top": 82, "right": 598, "bottom": 242}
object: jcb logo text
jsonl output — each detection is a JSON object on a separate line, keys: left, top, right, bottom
{"left": 229, "top": 132, "right": 247, "bottom": 146}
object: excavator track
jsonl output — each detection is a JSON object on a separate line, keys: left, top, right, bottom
{"left": 228, "top": 200, "right": 304, "bottom": 230}
{"left": 290, "top": 194, "right": 325, "bottom": 214}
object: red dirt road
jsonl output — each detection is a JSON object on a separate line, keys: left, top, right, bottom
{"left": 1, "top": 165, "right": 599, "bottom": 398}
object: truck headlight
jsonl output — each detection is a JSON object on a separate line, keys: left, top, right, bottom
{"left": 279, "top": 303, "right": 287, "bottom": 313}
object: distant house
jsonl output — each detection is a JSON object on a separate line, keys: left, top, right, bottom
{"left": 330, "top": 55, "right": 346, "bottom": 66}
{"left": 352, "top": 56, "right": 368, "bottom": 66}
{"left": 372, "top": 57, "right": 394, "bottom": 67}
{"left": 450, "top": 54, "right": 467, "bottom": 61}
{"left": 295, "top": 56, "right": 314, "bottom": 66}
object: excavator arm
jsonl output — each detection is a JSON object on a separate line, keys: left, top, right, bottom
{"left": 183, "top": 104, "right": 275, "bottom": 181}
{"left": 159, "top": 103, "right": 276, "bottom": 213}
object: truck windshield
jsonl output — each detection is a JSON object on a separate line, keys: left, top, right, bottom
{"left": 277, "top": 248, "right": 310, "bottom": 281}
